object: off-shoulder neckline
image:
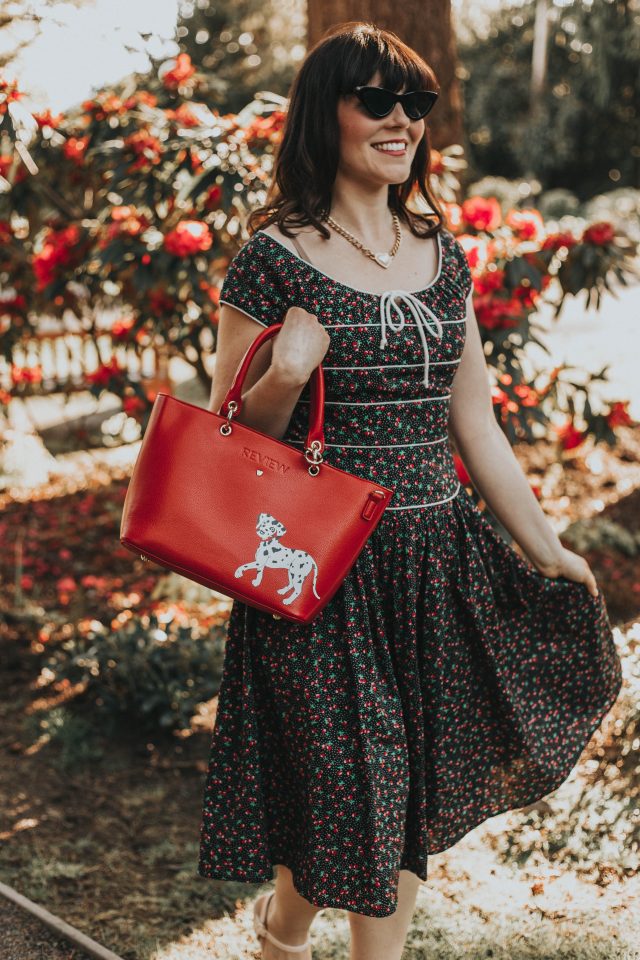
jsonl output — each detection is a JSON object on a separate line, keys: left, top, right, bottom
{"left": 254, "top": 227, "right": 445, "bottom": 298}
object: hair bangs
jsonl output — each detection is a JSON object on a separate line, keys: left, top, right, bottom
{"left": 336, "top": 24, "right": 436, "bottom": 94}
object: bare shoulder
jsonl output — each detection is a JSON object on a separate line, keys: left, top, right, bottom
{"left": 260, "top": 221, "right": 316, "bottom": 252}
{"left": 260, "top": 222, "right": 290, "bottom": 244}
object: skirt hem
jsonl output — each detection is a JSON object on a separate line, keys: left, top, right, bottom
{"left": 197, "top": 670, "right": 623, "bottom": 918}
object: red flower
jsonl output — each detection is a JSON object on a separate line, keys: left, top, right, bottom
{"left": 63, "top": 136, "right": 89, "bottom": 165}
{"left": 474, "top": 268, "right": 505, "bottom": 295}
{"left": 32, "top": 225, "right": 81, "bottom": 291}
{"left": 190, "top": 149, "right": 205, "bottom": 173}
{"left": 111, "top": 205, "right": 137, "bottom": 222}
{"left": 81, "top": 95, "right": 126, "bottom": 122}
{"left": 33, "top": 109, "right": 64, "bottom": 129}
{"left": 124, "top": 129, "right": 163, "bottom": 170}
{"left": 475, "top": 295, "right": 523, "bottom": 331}
{"left": 582, "top": 221, "right": 615, "bottom": 246}
{"left": 86, "top": 358, "right": 123, "bottom": 387}
{"left": 0, "top": 153, "right": 27, "bottom": 184}
{"left": 456, "top": 233, "right": 481, "bottom": 272}
{"left": 555, "top": 419, "right": 587, "bottom": 450}
{"left": 103, "top": 205, "right": 149, "bottom": 243}
{"left": 111, "top": 316, "right": 135, "bottom": 339}
{"left": 163, "top": 220, "right": 212, "bottom": 257}
{"left": 606, "top": 401, "right": 634, "bottom": 428}
{"left": 243, "top": 111, "right": 287, "bottom": 145}
{"left": 199, "top": 280, "right": 220, "bottom": 304}
{"left": 123, "top": 395, "right": 147, "bottom": 416}
{"left": 11, "top": 364, "right": 42, "bottom": 384}
{"left": 204, "top": 184, "right": 222, "bottom": 209}
{"left": 162, "top": 53, "right": 196, "bottom": 89}
{"left": 505, "top": 208, "right": 544, "bottom": 242}
{"left": 542, "top": 231, "right": 578, "bottom": 252}
{"left": 461, "top": 196, "right": 502, "bottom": 232}
{"left": 166, "top": 103, "right": 200, "bottom": 127}
{"left": 123, "top": 91, "right": 157, "bottom": 110}
{"left": 102, "top": 95, "right": 125, "bottom": 114}
{"left": 492, "top": 385, "right": 520, "bottom": 420}
{"left": 0, "top": 292, "right": 26, "bottom": 315}
{"left": 56, "top": 576, "right": 77, "bottom": 592}
{"left": 0, "top": 77, "right": 22, "bottom": 114}
{"left": 513, "top": 383, "right": 540, "bottom": 408}
{"left": 512, "top": 284, "right": 541, "bottom": 308}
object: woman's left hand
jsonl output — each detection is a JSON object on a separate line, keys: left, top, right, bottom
{"left": 530, "top": 546, "right": 600, "bottom": 598}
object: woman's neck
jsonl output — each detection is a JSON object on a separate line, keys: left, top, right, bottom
{"left": 328, "top": 175, "right": 394, "bottom": 247}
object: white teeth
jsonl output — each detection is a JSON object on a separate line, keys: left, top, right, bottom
{"left": 373, "top": 142, "right": 406, "bottom": 152}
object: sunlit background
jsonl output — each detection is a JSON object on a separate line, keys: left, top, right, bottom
{"left": 0, "top": 4, "right": 638, "bottom": 958}
{"left": 3, "top": 0, "right": 498, "bottom": 112}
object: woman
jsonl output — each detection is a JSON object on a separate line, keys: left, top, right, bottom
{"left": 197, "top": 21, "right": 622, "bottom": 960}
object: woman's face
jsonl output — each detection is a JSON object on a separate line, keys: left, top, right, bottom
{"left": 335, "top": 70, "right": 425, "bottom": 188}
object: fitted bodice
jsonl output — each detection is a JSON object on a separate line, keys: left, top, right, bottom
{"left": 219, "top": 225, "right": 473, "bottom": 511}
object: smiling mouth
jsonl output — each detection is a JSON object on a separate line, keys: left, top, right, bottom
{"left": 372, "top": 142, "right": 408, "bottom": 155}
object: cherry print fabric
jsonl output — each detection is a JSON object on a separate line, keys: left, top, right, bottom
{"left": 197, "top": 225, "right": 623, "bottom": 917}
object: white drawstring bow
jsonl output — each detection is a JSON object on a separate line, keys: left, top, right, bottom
{"left": 379, "top": 291, "right": 444, "bottom": 388}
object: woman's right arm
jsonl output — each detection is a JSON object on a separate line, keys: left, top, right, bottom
{"left": 208, "top": 303, "right": 331, "bottom": 441}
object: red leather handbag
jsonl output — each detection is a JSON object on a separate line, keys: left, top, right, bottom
{"left": 120, "top": 322, "right": 395, "bottom": 623}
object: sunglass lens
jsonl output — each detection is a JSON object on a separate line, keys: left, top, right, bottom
{"left": 404, "top": 91, "right": 437, "bottom": 120}
{"left": 359, "top": 88, "right": 395, "bottom": 117}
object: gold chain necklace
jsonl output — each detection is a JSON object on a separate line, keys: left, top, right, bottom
{"left": 324, "top": 211, "right": 402, "bottom": 269}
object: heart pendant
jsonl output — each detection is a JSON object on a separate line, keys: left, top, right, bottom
{"left": 256, "top": 469, "right": 263, "bottom": 476}
{"left": 375, "top": 252, "right": 391, "bottom": 268}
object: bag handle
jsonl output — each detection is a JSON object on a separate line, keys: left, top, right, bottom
{"left": 218, "top": 322, "right": 326, "bottom": 467}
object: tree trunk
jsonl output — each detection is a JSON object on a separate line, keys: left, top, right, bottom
{"left": 306, "top": 0, "right": 464, "bottom": 151}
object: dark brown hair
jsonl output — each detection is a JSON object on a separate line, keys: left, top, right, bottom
{"left": 246, "top": 21, "right": 445, "bottom": 241}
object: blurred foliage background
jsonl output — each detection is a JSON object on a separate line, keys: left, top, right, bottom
{"left": 176, "top": 0, "right": 640, "bottom": 198}
{"left": 0, "top": 4, "right": 639, "bottom": 958}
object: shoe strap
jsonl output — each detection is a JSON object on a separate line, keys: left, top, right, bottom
{"left": 255, "top": 892, "right": 311, "bottom": 954}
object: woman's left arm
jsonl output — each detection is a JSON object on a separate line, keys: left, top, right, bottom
{"left": 448, "top": 293, "right": 600, "bottom": 597}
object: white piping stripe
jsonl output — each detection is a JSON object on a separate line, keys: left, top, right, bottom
{"left": 218, "top": 301, "right": 467, "bottom": 333}
{"left": 385, "top": 481, "right": 462, "bottom": 510}
{"left": 219, "top": 300, "right": 268, "bottom": 327}
{"left": 289, "top": 436, "right": 449, "bottom": 449}
{"left": 322, "top": 361, "right": 460, "bottom": 371}
{"left": 324, "top": 319, "right": 466, "bottom": 327}
{"left": 297, "top": 394, "right": 451, "bottom": 405}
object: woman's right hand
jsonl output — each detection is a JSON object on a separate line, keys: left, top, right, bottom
{"left": 270, "top": 306, "right": 331, "bottom": 386}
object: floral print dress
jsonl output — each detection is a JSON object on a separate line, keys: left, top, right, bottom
{"left": 197, "top": 225, "right": 623, "bottom": 917}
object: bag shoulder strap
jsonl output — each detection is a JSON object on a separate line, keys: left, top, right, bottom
{"left": 291, "top": 233, "right": 313, "bottom": 264}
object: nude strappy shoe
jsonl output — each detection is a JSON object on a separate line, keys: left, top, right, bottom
{"left": 252, "top": 890, "right": 312, "bottom": 957}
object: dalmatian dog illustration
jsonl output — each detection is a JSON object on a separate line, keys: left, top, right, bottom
{"left": 234, "top": 512, "right": 321, "bottom": 604}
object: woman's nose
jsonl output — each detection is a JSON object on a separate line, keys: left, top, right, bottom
{"left": 388, "top": 101, "right": 411, "bottom": 126}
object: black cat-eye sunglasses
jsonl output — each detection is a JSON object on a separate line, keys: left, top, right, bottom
{"left": 353, "top": 85, "right": 439, "bottom": 121}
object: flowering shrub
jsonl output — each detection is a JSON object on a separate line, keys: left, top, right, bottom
{"left": 0, "top": 55, "right": 637, "bottom": 446}
{"left": 444, "top": 197, "right": 638, "bottom": 445}
{"left": 40, "top": 612, "right": 226, "bottom": 735}
{"left": 1, "top": 474, "right": 230, "bottom": 734}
